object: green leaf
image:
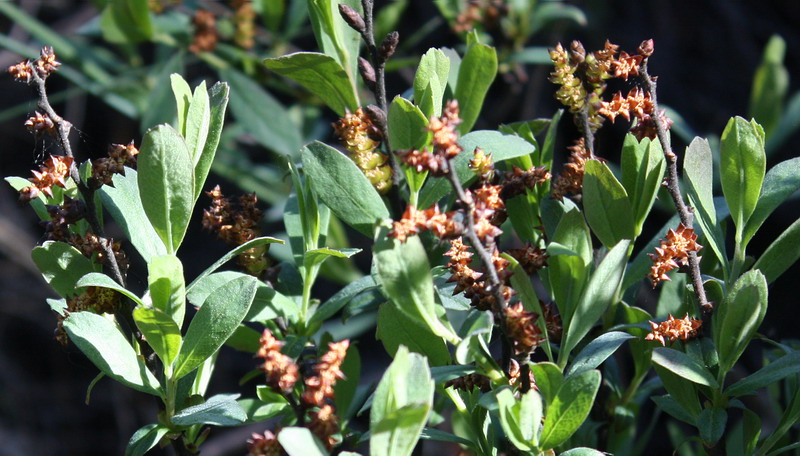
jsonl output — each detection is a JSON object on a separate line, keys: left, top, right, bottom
{"left": 370, "top": 346, "right": 434, "bottom": 456}
{"left": 582, "top": 160, "right": 635, "bottom": 248}
{"left": 743, "top": 157, "right": 800, "bottom": 246}
{"left": 76, "top": 272, "right": 144, "bottom": 306}
{"left": 753, "top": 217, "right": 800, "bottom": 284}
{"left": 651, "top": 394, "right": 696, "bottom": 425}
{"left": 388, "top": 96, "right": 429, "bottom": 151}
{"left": 186, "top": 236, "right": 284, "bottom": 291}
{"left": 170, "top": 74, "right": 192, "bottom": 136}
{"left": 279, "top": 427, "right": 329, "bottom": 456}
{"left": 172, "top": 393, "right": 247, "bottom": 426}
{"left": 720, "top": 117, "right": 766, "bottom": 242}
{"left": 193, "top": 81, "right": 229, "bottom": 202}
{"left": 32, "top": 241, "right": 96, "bottom": 298}
{"left": 758, "top": 387, "right": 800, "bottom": 456}
{"left": 302, "top": 141, "right": 389, "bottom": 236}
{"left": 530, "top": 362, "right": 563, "bottom": 405}
{"left": 310, "top": 275, "right": 377, "bottom": 325}
{"left": 184, "top": 81, "right": 210, "bottom": 169}
{"left": 220, "top": 67, "right": 303, "bottom": 158}
{"left": 414, "top": 48, "right": 450, "bottom": 116}
{"left": 304, "top": 247, "right": 361, "bottom": 271}
{"left": 138, "top": 124, "right": 194, "bottom": 253}
{"left": 133, "top": 306, "right": 181, "bottom": 366}
{"left": 546, "top": 209, "right": 592, "bottom": 322}
{"left": 621, "top": 135, "right": 666, "bottom": 234}
{"left": 561, "top": 240, "right": 630, "bottom": 359}
{"left": 495, "top": 387, "right": 539, "bottom": 451}
{"left": 560, "top": 449, "right": 607, "bottom": 456}
{"left": 307, "top": 0, "right": 361, "bottom": 89}
{"left": 100, "top": 0, "right": 152, "bottom": 43}
{"left": 376, "top": 302, "right": 451, "bottom": 366}
{"left": 418, "top": 130, "right": 536, "bottom": 208}
{"left": 726, "top": 350, "right": 800, "bottom": 397}
{"left": 652, "top": 347, "right": 718, "bottom": 387}
{"left": 125, "top": 423, "right": 169, "bottom": 456}
{"left": 455, "top": 42, "right": 497, "bottom": 134}
{"left": 419, "top": 427, "right": 473, "bottom": 447}
{"left": 63, "top": 312, "right": 160, "bottom": 395}
{"left": 99, "top": 169, "right": 167, "bottom": 263}
{"left": 173, "top": 276, "right": 258, "bottom": 379}
{"left": 539, "top": 369, "right": 601, "bottom": 449}
{"left": 713, "top": 270, "right": 768, "bottom": 373}
{"left": 373, "top": 229, "right": 457, "bottom": 342}
{"left": 264, "top": 52, "right": 358, "bottom": 116}
{"left": 147, "top": 254, "right": 185, "bottom": 327}
{"left": 566, "top": 331, "right": 635, "bottom": 378}
{"left": 698, "top": 407, "right": 727, "bottom": 445}
{"left": 684, "top": 137, "right": 728, "bottom": 266}
{"left": 749, "top": 35, "right": 788, "bottom": 138}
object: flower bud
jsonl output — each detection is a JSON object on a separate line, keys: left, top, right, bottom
{"left": 379, "top": 31, "right": 400, "bottom": 62}
{"left": 338, "top": 3, "right": 366, "bottom": 34}
{"left": 364, "top": 104, "right": 387, "bottom": 131}
{"left": 358, "top": 57, "right": 376, "bottom": 90}
{"left": 638, "top": 39, "right": 654, "bottom": 57}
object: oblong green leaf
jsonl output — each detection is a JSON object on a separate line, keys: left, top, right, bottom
{"left": 561, "top": 240, "right": 630, "bottom": 359}
{"left": 100, "top": 0, "right": 153, "bottom": 44}
{"left": 566, "top": 331, "right": 635, "bottom": 378}
{"left": 376, "top": 302, "right": 451, "bottom": 366}
{"left": 186, "top": 236, "right": 284, "bottom": 291}
{"left": 99, "top": 168, "right": 167, "bottom": 263}
{"left": 413, "top": 48, "right": 450, "bottom": 116}
{"left": 138, "top": 124, "right": 194, "bottom": 253}
{"left": 560, "top": 449, "right": 607, "bottom": 456}
{"left": 652, "top": 347, "right": 718, "bottom": 388}
{"left": 530, "top": 361, "right": 563, "bottom": 405}
{"left": 388, "top": 96, "right": 429, "bottom": 151}
{"left": 133, "top": 306, "right": 181, "bottom": 366}
{"left": 685, "top": 137, "right": 728, "bottom": 267}
{"left": 495, "top": 387, "right": 535, "bottom": 451}
{"left": 743, "top": 157, "right": 800, "bottom": 246}
{"left": 713, "top": 270, "right": 768, "bottom": 373}
{"left": 582, "top": 160, "right": 634, "bottom": 248}
{"left": 193, "top": 81, "right": 229, "bottom": 201}
{"left": 539, "top": 369, "right": 601, "bottom": 449}
{"left": 125, "top": 423, "right": 169, "bottom": 456}
{"left": 749, "top": 35, "right": 788, "bottom": 138}
{"left": 301, "top": 141, "right": 389, "bottom": 236}
{"left": 698, "top": 407, "right": 727, "bottom": 445}
{"left": 170, "top": 73, "right": 192, "bottom": 136}
{"left": 32, "top": 241, "right": 96, "bottom": 298}
{"left": 184, "top": 80, "right": 210, "bottom": 167}
{"left": 753, "top": 217, "right": 800, "bottom": 284}
{"left": 63, "top": 311, "right": 160, "bottom": 395}
{"left": 147, "top": 254, "right": 185, "bottom": 326}
{"left": 720, "top": 117, "right": 766, "bottom": 241}
{"left": 173, "top": 276, "right": 258, "bottom": 379}
{"left": 726, "top": 350, "right": 800, "bottom": 397}
{"left": 264, "top": 52, "right": 358, "bottom": 116}
{"left": 172, "top": 393, "right": 247, "bottom": 426}
{"left": 455, "top": 42, "right": 497, "bottom": 133}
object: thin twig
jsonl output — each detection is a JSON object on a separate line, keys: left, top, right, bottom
{"left": 639, "top": 62, "right": 710, "bottom": 311}
{"left": 577, "top": 106, "right": 596, "bottom": 158}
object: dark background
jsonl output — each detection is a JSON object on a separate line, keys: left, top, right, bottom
{"left": 0, "top": 0, "right": 799, "bottom": 454}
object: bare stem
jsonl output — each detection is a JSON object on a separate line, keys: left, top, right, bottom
{"left": 577, "top": 106, "right": 596, "bottom": 158}
{"left": 639, "top": 62, "right": 710, "bottom": 311}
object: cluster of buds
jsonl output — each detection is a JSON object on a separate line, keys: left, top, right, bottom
{"left": 551, "top": 138, "right": 593, "bottom": 201}
{"left": 25, "top": 112, "right": 55, "bottom": 137}
{"left": 470, "top": 148, "right": 494, "bottom": 182}
{"left": 55, "top": 286, "right": 122, "bottom": 345}
{"left": 72, "top": 233, "right": 129, "bottom": 272}
{"left": 302, "top": 340, "right": 349, "bottom": 407}
{"left": 648, "top": 223, "right": 702, "bottom": 287}
{"left": 388, "top": 205, "right": 462, "bottom": 242}
{"left": 189, "top": 9, "right": 218, "bottom": 53}
{"left": 445, "top": 238, "right": 515, "bottom": 312}
{"left": 247, "top": 430, "right": 281, "bottom": 456}
{"left": 202, "top": 186, "right": 269, "bottom": 276}
{"left": 501, "top": 166, "right": 551, "bottom": 200}
{"left": 89, "top": 141, "right": 139, "bottom": 189}
{"left": 41, "top": 196, "right": 86, "bottom": 241}
{"left": 549, "top": 41, "right": 619, "bottom": 132}
{"left": 231, "top": 0, "right": 256, "bottom": 49}
{"left": 19, "top": 155, "right": 73, "bottom": 202}
{"left": 645, "top": 314, "right": 702, "bottom": 346}
{"left": 504, "top": 302, "right": 545, "bottom": 354}
{"left": 256, "top": 329, "right": 299, "bottom": 393}
{"left": 471, "top": 184, "right": 505, "bottom": 242}
{"left": 333, "top": 108, "right": 392, "bottom": 194}
{"left": 397, "top": 100, "right": 463, "bottom": 176}
{"left": 8, "top": 46, "right": 61, "bottom": 84}
{"left": 598, "top": 87, "right": 672, "bottom": 140}
{"left": 506, "top": 244, "right": 549, "bottom": 275}
{"left": 453, "top": 0, "right": 508, "bottom": 33}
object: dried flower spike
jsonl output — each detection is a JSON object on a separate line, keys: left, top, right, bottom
{"left": 504, "top": 302, "right": 545, "bottom": 354}
{"left": 256, "top": 329, "right": 299, "bottom": 393}
{"left": 379, "top": 31, "right": 400, "bottom": 61}
{"left": 247, "top": 430, "right": 282, "bottom": 456}
{"left": 19, "top": 155, "right": 73, "bottom": 202}
{"left": 333, "top": 108, "right": 392, "bottom": 194}
{"left": 302, "top": 340, "right": 349, "bottom": 407}
{"left": 189, "top": 9, "right": 218, "bottom": 53}
{"left": 645, "top": 314, "right": 702, "bottom": 346}
{"left": 551, "top": 138, "right": 593, "bottom": 201}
